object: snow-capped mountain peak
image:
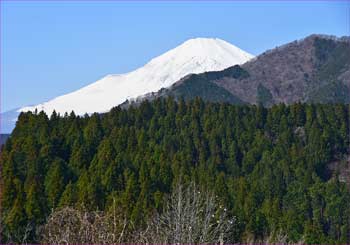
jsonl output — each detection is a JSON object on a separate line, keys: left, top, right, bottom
{"left": 19, "top": 38, "right": 254, "bottom": 115}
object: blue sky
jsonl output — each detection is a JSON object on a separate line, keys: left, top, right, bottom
{"left": 1, "top": 1, "right": 349, "bottom": 112}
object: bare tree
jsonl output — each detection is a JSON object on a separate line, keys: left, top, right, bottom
{"left": 136, "top": 182, "right": 236, "bottom": 244}
{"left": 245, "top": 229, "right": 305, "bottom": 245}
{"left": 40, "top": 183, "right": 236, "bottom": 244}
{"left": 39, "top": 200, "right": 130, "bottom": 244}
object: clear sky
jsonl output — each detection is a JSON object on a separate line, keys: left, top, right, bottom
{"left": 1, "top": 1, "right": 349, "bottom": 112}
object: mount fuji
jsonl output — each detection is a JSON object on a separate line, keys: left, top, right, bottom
{"left": 2, "top": 38, "right": 253, "bottom": 133}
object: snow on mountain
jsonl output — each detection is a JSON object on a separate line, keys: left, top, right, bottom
{"left": 19, "top": 38, "right": 253, "bottom": 116}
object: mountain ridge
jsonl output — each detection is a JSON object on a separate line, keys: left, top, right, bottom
{"left": 2, "top": 34, "right": 349, "bottom": 133}
{"left": 127, "top": 34, "right": 350, "bottom": 107}
{"left": 19, "top": 37, "right": 253, "bottom": 115}
{"left": 1, "top": 37, "right": 253, "bottom": 133}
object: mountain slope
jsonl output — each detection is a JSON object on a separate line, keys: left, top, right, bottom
{"left": 144, "top": 34, "right": 350, "bottom": 106}
{"left": 0, "top": 38, "right": 253, "bottom": 133}
{"left": 19, "top": 38, "right": 253, "bottom": 116}
{"left": 122, "top": 65, "right": 248, "bottom": 107}
{"left": 215, "top": 34, "right": 350, "bottom": 105}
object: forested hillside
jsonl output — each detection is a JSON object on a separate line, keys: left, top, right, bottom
{"left": 126, "top": 35, "right": 350, "bottom": 107}
{"left": 1, "top": 98, "right": 350, "bottom": 243}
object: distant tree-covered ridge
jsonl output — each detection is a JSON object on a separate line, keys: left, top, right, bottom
{"left": 0, "top": 98, "right": 349, "bottom": 244}
{"left": 124, "top": 35, "right": 350, "bottom": 108}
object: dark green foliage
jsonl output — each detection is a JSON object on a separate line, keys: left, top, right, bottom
{"left": 44, "top": 158, "right": 67, "bottom": 209}
{"left": 164, "top": 65, "right": 249, "bottom": 105}
{"left": 171, "top": 74, "right": 245, "bottom": 104}
{"left": 0, "top": 98, "right": 349, "bottom": 243}
{"left": 308, "top": 37, "right": 350, "bottom": 104}
{"left": 203, "top": 65, "right": 250, "bottom": 80}
{"left": 314, "top": 37, "right": 350, "bottom": 72}
{"left": 308, "top": 80, "right": 350, "bottom": 104}
{"left": 257, "top": 83, "right": 274, "bottom": 106}
{"left": 313, "top": 37, "right": 350, "bottom": 85}
{"left": 314, "top": 37, "right": 338, "bottom": 63}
